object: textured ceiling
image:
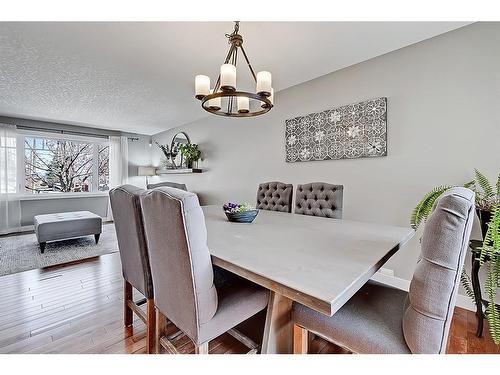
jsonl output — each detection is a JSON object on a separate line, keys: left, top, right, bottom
{"left": 0, "top": 22, "right": 470, "bottom": 135}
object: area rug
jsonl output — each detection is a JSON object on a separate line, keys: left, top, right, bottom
{"left": 0, "top": 223, "right": 119, "bottom": 276}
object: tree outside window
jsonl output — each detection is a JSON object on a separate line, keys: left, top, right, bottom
{"left": 24, "top": 136, "right": 110, "bottom": 194}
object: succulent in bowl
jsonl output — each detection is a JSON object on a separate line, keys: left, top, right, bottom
{"left": 223, "top": 202, "right": 254, "bottom": 213}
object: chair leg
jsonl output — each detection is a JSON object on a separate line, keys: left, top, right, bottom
{"left": 146, "top": 298, "right": 156, "bottom": 354}
{"left": 94, "top": 233, "right": 100, "bottom": 244}
{"left": 124, "top": 280, "right": 133, "bottom": 327}
{"left": 293, "top": 324, "right": 309, "bottom": 354}
{"left": 156, "top": 310, "right": 169, "bottom": 354}
{"left": 195, "top": 342, "right": 209, "bottom": 354}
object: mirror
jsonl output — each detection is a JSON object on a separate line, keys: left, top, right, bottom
{"left": 170, "top": 132, "right": 191, "bottom": 168}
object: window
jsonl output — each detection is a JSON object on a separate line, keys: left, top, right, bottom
{"left": 98, "top": 144, "right": 110, "bottom": 191}
{"left": 0, "top": 136, "right": 17, "bottom": 194}
{"left": 23, "top": 135, "right": 110, "bottom": 194}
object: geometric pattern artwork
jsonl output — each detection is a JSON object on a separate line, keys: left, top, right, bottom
{"left": 285, "top": 97, "right": 387, "bottom": 162}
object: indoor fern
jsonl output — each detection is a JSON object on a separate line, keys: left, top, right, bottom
{"left": 460, "top": 270, "right": 476, "bottom": 302}
{"left": 473, "top": 169, "right": 499, "bottom": 210}
{"left": 410, "top": 185, "right": 454, "bottom": 230}
{"left": 475, "top": 169, "right": 495, "bottom": 199}
{"left": 479, "top": 204, "right": 500, "bottom": 343}
{"left": 411, "top": 170, "right": 500, "bottom": 342}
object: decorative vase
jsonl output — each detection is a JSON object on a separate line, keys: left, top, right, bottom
{"left": 476, "top": 208, "right": 492, "bottom": 240}
{"left": 186, "top": 159, "right": 193, "bottom": 169}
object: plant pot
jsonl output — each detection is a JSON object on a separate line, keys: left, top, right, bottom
{"left": 476, "top": 208, "right": 492, "bottom": 240}
{"left": 185, "top": 160, "right": 193, "bottom": 169}
{"left": 224, "top": 209, "right": 259, "bottom": 223}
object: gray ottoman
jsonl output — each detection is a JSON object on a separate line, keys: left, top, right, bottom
{"left": 34, "top": 211, "right": 102, "bottom": 254}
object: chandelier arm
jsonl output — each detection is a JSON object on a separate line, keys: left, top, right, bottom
{"left": 228, "top": 47, "right": 239, "bottom": 114}
{"left": 225, "top": 44, "right": 236, "bottom": 64}
{"left": 239, "top": 45, "right": 257, "bottom": 82}
{"left": 226, "top": 45, "right": 239, "bottom": 114}
{"left": 227, "top": 94, "right": 233, "bottom": 115}
{"left": 233, "top": 45, "right": 238, "bottom": 66}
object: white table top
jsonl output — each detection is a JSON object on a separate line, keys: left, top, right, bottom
{"left": 203, "top": 205, "right": 414, "bottom": 316}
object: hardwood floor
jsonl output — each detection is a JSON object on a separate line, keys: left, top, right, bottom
{"left": 0, "top": 252, "right": 498, "bottom": 354}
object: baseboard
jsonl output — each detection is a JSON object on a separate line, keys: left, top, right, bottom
{"left": 370, "top": 272, "right": 476, "bottom": 312}
{"left": 0, "top": 225, "right": 33, "bottom": 235}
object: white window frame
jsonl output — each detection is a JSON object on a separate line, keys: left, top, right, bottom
{"left": 17, "top": 129, "right": 110, "bottom": 198}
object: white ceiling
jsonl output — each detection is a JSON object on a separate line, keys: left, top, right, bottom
{"left": 0, "top": 22, "right": 470, "bottom": 135}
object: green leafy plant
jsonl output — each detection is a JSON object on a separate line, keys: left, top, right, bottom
{"left": 411, "top": 185, "right": 455, "bottom": 230}
{"left": 410, "top": 169, "right": 499, "bottom": 230}
{"left": 411, "top": 169, "right": 500, "bottom": 343}
{"left": 473, "top": 169, "right": 500, "bottom": 211}
{"left": 179, "top": 143, "right": 201, "bottom": 165}
{"left": 480, "top": 204, "right": 500, "bottom": 343}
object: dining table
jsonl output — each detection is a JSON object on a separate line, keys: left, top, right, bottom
{"left": 202, "top": 205, "right": 415, "bottom": 354}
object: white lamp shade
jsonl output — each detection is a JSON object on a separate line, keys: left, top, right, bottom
{"left": 208, "top": 89, "right": 221, "bottom": 110}
{"left": 195, "top": 75, "right": 210, "bottom": 98}
{"left": 138, "top": 166, "right": 156, "bottom": 176}
{"left": 220, "top": 64, "right": 236, "bottom": 90}
{"left": 237, "top": 96, "right": 249, "bottom": 113}
{"left": 256, "top": 71, "right": 272, "bottom": 96}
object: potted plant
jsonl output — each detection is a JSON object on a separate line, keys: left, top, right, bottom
{"left": 411, "top": 169, "right": 500, "bottom": 343}
{"left": 179, "top": 143, "right": 202, "bottom": 169}
{"left": 155, "top": 141, "right": 177, "bottom": 169}
{"left": 411, "top": 169, "right": 499, "bottom": 238}
{"left": 480, "top": 203, "right": 500, "bottom": 343}
{"left": 474, "top": 169, "right": 499, "bottom": 239}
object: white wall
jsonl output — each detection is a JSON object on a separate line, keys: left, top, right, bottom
{"left": 127, "top": 134, "right": 153, "bottom": 189}
{"left": 151, "top": 23, "right": 499, "bottom": 295}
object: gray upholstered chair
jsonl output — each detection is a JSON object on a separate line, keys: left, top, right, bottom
{"left": 292, "top": 187, "right": 475, "bottom": 354}
{"left": 256, "top": 181, "right": 293, "bottom": 213}
{"left": 140, "top": 187, "right": 269, "bottom": 354}
{"left": 295, "top": 182, "right": 343, "bottom": 219}
{"left": 109, "top": 184, "right": 156, "bottom": 354}
{"left": 147, "top": 181, "right": 187, "bottom": 191}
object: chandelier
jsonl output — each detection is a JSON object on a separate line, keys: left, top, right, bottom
{"left": 194, "top": 21, "right": 274, "bottom": 117}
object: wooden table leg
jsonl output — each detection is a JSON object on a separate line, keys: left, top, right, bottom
{"left": 293, "top": 324, "right": 309, "bottom": 354}
{"left": 261, "top": 291, "right": 293, "bottom": 354}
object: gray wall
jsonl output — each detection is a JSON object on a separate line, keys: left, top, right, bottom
{"left": 151, "top": 23, "right": 500, "bottom": 285}
{"left": 20, "top": 196, "right": 108, "bottom": 226}
{"left": 128, "top": 135, "right": 153, "bottom": 189}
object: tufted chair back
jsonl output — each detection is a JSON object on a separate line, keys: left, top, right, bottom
{"left": 402, "top": 187, "right": 475, "bottom": 353}
{"left": 295, "top": 182, "right": 343, "bottom": 219}
{"left": 256, "top": 181, "right": 293, "bottom": 213}
{"left": 140, "top": 187, "right": 218, "bottom": 344}
{"left": 109, "top": 184, "right": 153, "bottom": 299}
{"left": 147, "top": 181, "right": 187, "bottom": 191}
